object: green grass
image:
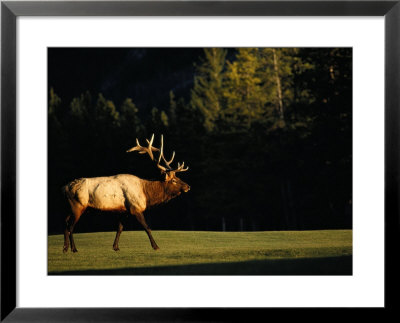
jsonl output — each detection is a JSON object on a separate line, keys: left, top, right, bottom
{"left": 48, "top": 230, "right": 352, "bottom": 275}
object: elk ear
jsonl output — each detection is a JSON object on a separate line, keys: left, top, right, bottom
{"left": 164, "top": 172, "right": 174, "bottom": 182}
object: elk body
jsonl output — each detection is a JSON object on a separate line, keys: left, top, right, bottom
{"left": 62, "top": 134, "right": 190, "bottom": 253}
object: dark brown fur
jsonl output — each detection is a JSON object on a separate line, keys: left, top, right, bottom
{"left": 143, "top": 176, "right": 189, "bottom": 208}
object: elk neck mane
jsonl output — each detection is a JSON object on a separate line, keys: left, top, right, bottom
{"left": 142, "top": 179, "right": 175, "bottom": 208}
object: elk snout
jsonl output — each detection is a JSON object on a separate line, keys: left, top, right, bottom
{"left": 183, "top": 184, "right": 190, "bottom": 193}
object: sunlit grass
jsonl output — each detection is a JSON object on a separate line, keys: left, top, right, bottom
{"left": 48, "top": 230, "right": 352, "bottom": 275}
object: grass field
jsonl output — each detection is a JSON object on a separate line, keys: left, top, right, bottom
{"left": 48, "top": 230, "right": 352, "bottom": 275}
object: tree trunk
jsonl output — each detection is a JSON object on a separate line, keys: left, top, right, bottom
{"left": 272, "top": 49, "right": 284, "bottom": 121}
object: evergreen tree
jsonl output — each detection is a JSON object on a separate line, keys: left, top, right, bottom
{"left": 48, "top": 87, "right": 63, "bottom": 135}
{"left": 190, "top": 48, "right": 227, "bottom": 133}
{"left": 223, "top": 48, "right": 268, "bottom": 131}
{"left": 120, "top": 98, "right": 143, "bottom": 135}
{"left": 169, "top": 91, "right": 177, "bottom": 128}
{"left": 258, "top": 48, "right": 314, "bottom": 131}
{"left": 49, "top": 87, "right": 62, "bottom": 116}
{"left": 95, "top": 93, "right": 120, "bottom": 128}
{"left": 147, "top": 107, "right": 169, "bottom": 134}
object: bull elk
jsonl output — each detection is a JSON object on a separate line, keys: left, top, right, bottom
{"left": 62, "top": 134, "right": 190, "bottom": 253}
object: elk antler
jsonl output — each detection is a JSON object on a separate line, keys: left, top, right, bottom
{"left": 156, "top": 134, "right": 174, "bottom": 172}
{"left": 126, "top": 133, "right": 159, "bottom": 161}
{"left": 157, "top": 135, "right": 189, "bottom": 173}
{"left": 176, "top": 162, "right": 189, "bottom": 173}
{"left": 127, "top": 134, "right": 189, "bottom": 174}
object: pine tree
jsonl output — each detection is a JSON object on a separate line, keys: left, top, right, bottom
{"left": 147, "top": 107, "right": 169, "bottom": 134}
{"left": 223, "top": 48, "right": 268, "bottom": 131}
{"left": 48, "top": 87, "right": 61, "bottom": 116}
{"left": 168, "top": 91, "right": 177, "bottom": 128}
{"left": 120, "top": 98, "right": 142, "bottom": 134}
{"left": 258, "top": 48, "right": 314, "bottom": 131}
{"left": 48, "top": 88, "right": 63, "bottom": 135}
{"left": 95, "top": 93, "right": 120, "bottom": 127}
{"left": 190, "top": 48, "right": 227, "bottom": 133}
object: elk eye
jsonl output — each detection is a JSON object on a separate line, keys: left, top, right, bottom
{"left": 172, "top": 179, "right": 177, "bottom": 184}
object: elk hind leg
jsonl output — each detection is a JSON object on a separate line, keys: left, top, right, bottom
{"left": 113, "top": 215, "right": 125, "bottom": 251}
{"left": 68, "top": 206, "right": 84, "bottom": 253}
{"left": 63, "top": 215, "right": 71, "bottom": 253}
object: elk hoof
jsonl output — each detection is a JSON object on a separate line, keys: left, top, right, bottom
{"left": 72, "top": 248, "right": 78, "bottom": 253}
{"left": 153, "top": 246, "right": 160, "bottom": 251}
{"left": 63, "top": 247, "right": 68, "bottom": 253}
{"left": 113, "top": 246, "right": 120, "bottom": 251}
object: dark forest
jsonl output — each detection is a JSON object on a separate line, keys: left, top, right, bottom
{"left": 48, "top": 48, "right": 352, "bottom": 234}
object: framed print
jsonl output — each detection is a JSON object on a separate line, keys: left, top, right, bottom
{"left": 1, "top": 0, "right": 399, "bottom": 321}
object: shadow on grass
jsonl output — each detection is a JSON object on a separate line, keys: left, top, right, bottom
{"left": 49, "top": 255, "right": 352, "bottom": 275}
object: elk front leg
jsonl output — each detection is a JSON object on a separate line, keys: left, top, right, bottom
{"left": 133, "top": 211, "right": 159, "bottom": 250}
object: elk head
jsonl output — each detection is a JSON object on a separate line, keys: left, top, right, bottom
{"left": 127, "top": 134, "right": 190, "bottom": 196}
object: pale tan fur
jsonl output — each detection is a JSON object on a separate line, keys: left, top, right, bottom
{"left": 64, "top": 174, "right": 147, "bottom": 213}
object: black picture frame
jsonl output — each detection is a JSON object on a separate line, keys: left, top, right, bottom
{"left": 1, "top": 0, "right": 398, "bottom": 321}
